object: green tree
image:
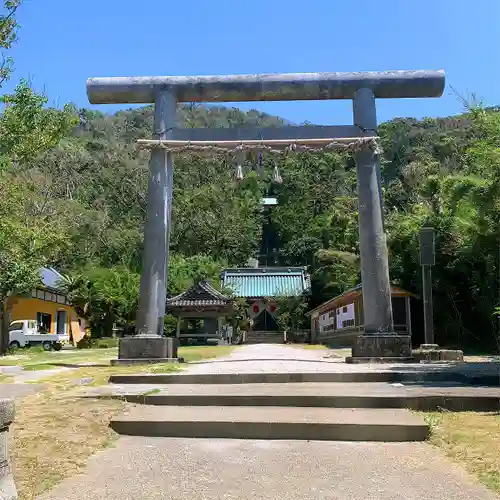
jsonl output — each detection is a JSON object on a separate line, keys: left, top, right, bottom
{"left": 60, "top": 266, "right": 140, "bottom": 337}
{"left": 274, "top": 295, "right": 309, "bottom": 336}
{"left": 0, "top": 81, "right": 77, "bottom": 353}
{"left": 168, "top": 254, "right": 228, "bottom": 296}
{"left": 0, "top": 80, "right": 77, "bottom": 169}
{"left": 0, "top": 175, "right": 69, "bottom": 352}
{"left": 0, "top": 0, "right": 22, "bottom": 86}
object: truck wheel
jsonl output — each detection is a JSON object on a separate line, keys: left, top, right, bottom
{"left": 42, "top": 341, "right": 52, "bottom": 351}
{"left": 53, "top": 343, "right": 62, "bottom": 351}
{"left": 8, "top": 341, "right": 20, "bottom": 350}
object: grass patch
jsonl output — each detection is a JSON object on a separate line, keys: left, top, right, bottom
{"left": 179, "top": 345, "right": 236, "bottom": 362}
{"left": 287, "top": 343, "right": 328, "bottom": 350}
{"left": 94, "top": 337, "right": 120, "bottom": 349}
{"left": 0, "top": 344, "right": 234, "bottom": 372}
{"left": 424, "top": 411, "right": 500, "bottom": 493}
{"left": 20, "top": 363, "right": 60, "bottom": 372}
{"left": 141, "top": 388, "right": 161, "bottom": 396}
{"left": 0, "top": 347, "right": 118, "bottom": 371}
{"left": 10, "top": 373, "right": 125, "bottom": 499}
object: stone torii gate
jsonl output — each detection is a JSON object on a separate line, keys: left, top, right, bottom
{"left": 86, "top": 69, "right": 445, "bottom": 363}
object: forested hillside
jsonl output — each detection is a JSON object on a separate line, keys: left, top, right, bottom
{"left": 0, "top": 0, "right": 498, "bottom": 351}
{"left": 2, "top": 81, "right": 499, "bottom": 350}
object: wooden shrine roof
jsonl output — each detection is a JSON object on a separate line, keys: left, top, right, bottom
{"left": 167, "top": 280, "right": 232, "bottom": 309}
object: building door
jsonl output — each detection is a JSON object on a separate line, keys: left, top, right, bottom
{"left": 56, "top": 311, "right": 67, "bottom": 335}
{"left": 391, "top": 297, "right": 407, "bottom": 332}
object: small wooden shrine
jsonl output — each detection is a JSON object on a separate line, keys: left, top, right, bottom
{"left": 166, "top": 280, "right": 233, "bottom": 345}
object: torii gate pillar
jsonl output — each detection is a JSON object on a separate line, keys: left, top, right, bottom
{"left": 87, "top": 70, "right": 445, "bottom": 364}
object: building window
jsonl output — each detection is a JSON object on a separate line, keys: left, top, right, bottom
{"left": 9, "top": 322, "right": 23, "bottom": 332}
{"left": 37, "top": 313, "right": 51, "bottom": 334}
{"left": 342, "top": 306, "right": 348, "bottom": 313}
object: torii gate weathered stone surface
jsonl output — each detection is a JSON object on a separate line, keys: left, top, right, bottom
{"left": 86, "top": 70, "right": 445, "bottom": 363}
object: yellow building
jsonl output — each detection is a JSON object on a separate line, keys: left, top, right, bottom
{"left": 9, "top": 267, "right": 84, "bottom": 345}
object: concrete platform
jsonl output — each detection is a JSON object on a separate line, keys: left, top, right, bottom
{"left": 86, "top": 382, "right": 500, "bottom": 411}
{"left": 110, "top": 405, "right": 429, "bottom": 442}
{"left": 39, "top": 437, "right": 499, "bottom": 500}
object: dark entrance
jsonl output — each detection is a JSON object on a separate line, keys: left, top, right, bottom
{"left": 392, "top": 297, "right": 407, "bottom": 329}
{"left": 252, "top": 310, "right": 279, "bottom": 332}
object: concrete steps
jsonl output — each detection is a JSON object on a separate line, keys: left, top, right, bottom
{"left": 87, "top": 382, "right": 500, "bottom": 412}
{"left": 110, "top": 405, "right": 429, "bottom": 442}
{"left": 102, "top": 364, "right": 500, "bottom": 443}
{"left": 109, "top": 369, "right": 500, "bottom": 386}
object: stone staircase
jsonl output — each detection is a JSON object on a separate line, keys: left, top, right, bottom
{"left": 80, "top": 347, "right": 500, "bottom": 443}
{"left": 244, "top": 330, "right": 284, "bottom": 344}
{"left": 83, "top": 368, "right": 500, "bottom": 443}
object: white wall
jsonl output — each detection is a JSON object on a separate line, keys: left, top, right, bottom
{"left": 336, "top": 303, "right": 355, "bottom": 329}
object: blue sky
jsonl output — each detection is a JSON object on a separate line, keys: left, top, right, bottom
{"left": 5, "top": 0, "right": 499, "bottom": 125}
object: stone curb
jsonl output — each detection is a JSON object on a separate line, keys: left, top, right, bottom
{"left": 0, "top": 399, "right": 17, "bottom": 500}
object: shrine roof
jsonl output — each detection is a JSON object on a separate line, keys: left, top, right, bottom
{"left": 221, "top": 267, "right": 310, "bottom": 299}
{"left": 167, "top": 280, "right": 232, "bottom": 308}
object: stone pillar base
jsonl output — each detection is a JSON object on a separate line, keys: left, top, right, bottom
{"left": 345, "top": 334, "right": 414, "bottom": 364}
{"left": 114, "top": 336, "right": 179, "bottom": 365}
{"left": 412, "top": 345, "right": 464, "bottom": 363}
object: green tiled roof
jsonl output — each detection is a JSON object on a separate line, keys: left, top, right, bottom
{"left": 221, "top": 267, "right": 310, "bottom": 298}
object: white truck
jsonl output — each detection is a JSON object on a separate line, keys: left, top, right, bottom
{"left": 8, "top": 320, "right": 69, "bottom": 351}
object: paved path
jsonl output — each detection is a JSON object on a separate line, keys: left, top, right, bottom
{"left": 185, "top": 344, "right": 354, "bottom": 374}
{"left": 38, "top": 345, "right": 500, "bottom": 500}
{"left": 185, "top": 344, "right": 500, "bottom": 379}
{"left": 40, "top": 437, "right": 498, "bottom": 500}
{"left": 0, "top": 382, "right": 44, "bottom": 399}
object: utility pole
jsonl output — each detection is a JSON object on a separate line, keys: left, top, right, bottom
{"left": 419, "top": 227, "right": 436, "bottom": 346}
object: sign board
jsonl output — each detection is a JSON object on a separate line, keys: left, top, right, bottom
{"left": 419, "top": 227, "right": 435, "bottom": 266}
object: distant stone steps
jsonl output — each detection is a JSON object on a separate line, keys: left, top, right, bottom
{"left": 245, "top": 331, "right": 284, "bottom": 344}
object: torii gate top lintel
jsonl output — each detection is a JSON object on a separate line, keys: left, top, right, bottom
{"left": 86, "top": 69, "right": 445, "bottom": 105}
